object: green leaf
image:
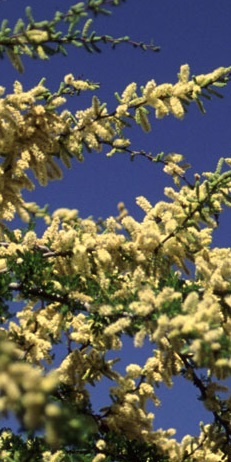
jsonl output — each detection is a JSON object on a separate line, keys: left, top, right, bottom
{"left": 90, "top": 40, "right": 102, "bottom": 53}
{"left": 82, "top": 18, "right": 93, "bottom": 38}
{"left": 6, "top": 48, "right": 24, "bottom": 73}
{"left": 82, "top": 41, "right": 93, "bottom": 53}
{"left": 212, "top": 81, "right": 228, "bottom": 87}
{"left": 221, "top": 190, "right": 231, "bottom": 205}
{"left": 0, "top": 19, "right": 9, "bottom": 32}
{"left": 57, "top": 44, "right": 68, "bottom": 56}
{"left": 200, "top": 91, "right": 211, "bottom": 100}
{"left": 72, "top": 39, "right": 83, "bottom": 48}
{"left": 207, "top": 86, "right": 224, "bottom": 98}
{"left": 25, "top": 6, "right": 35, "bottom": 26}
{"left": 195, "top": 97, "right": 206, "bottom": 114}
{"left": 13, "top": 18, "right": 25, "bottom": 35}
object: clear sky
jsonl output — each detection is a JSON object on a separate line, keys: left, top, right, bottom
{"left": 1, "top": 0, "right": 231, "bottom": 440}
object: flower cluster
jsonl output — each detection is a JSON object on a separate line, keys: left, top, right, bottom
{"left": 0, "top": 65, "right": 230, "bottom": 223}
{"left": 0, "top": 64, "right": 231, "bottom": 461}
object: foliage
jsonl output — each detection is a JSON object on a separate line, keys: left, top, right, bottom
{"left": 0, "top": 0, "right": 159, "bottom": 73}
{"left": 0, "top": 1, "right": 231, "bottom": 461}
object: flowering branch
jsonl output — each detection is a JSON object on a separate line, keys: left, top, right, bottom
{"left": 0, "top": 2, "right": 159, "bottom": 72}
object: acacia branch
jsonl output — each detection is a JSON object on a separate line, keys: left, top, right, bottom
{"left": 180, "top": 352, "right": 231, "bottom": 459}
{"left": 8, "top": 281, "right": 89, "bottom": 312}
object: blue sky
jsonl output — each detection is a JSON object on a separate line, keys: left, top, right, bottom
{"left": 1, "top": 0, "right": 231, "bottom": 440}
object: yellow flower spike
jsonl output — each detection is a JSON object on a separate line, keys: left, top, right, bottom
{"left": 169, "top": 96, "right": 185, "bottom": 119}
{"left": 26, "top": 30, "right": 49, "bottom": 43}
{"left": 121, "top": 82, "right": 137, "bottom": 103}
{"left": 104, "top": 317, "right": 131, "bottom": 336}
{"left": 178, "top": 63, "right": 190, "bottom": 83}
{"left": 92, "top": 454, "right": 106, "bottom": 462}
{"left": 136, "top": 196, "right": 152, "bottom": 213}
{"left": 136, "top": 107, "right": 151, "bottom": 132}
{"left": 36, "top": 45, "right": 48, "bottom": 60}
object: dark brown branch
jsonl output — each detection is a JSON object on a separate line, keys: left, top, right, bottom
{"left": 179, "top": 352, "right": 231, "bottom": 459}
{"left": 8, "top": 281, "right": 90, "bottom": 311}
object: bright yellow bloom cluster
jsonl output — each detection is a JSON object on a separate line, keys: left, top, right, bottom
{"left": 0, "top": 65, "right": 229, "bottom": 223}
{"left": 1, "top": 65, "right": 231, "bottom": 460}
